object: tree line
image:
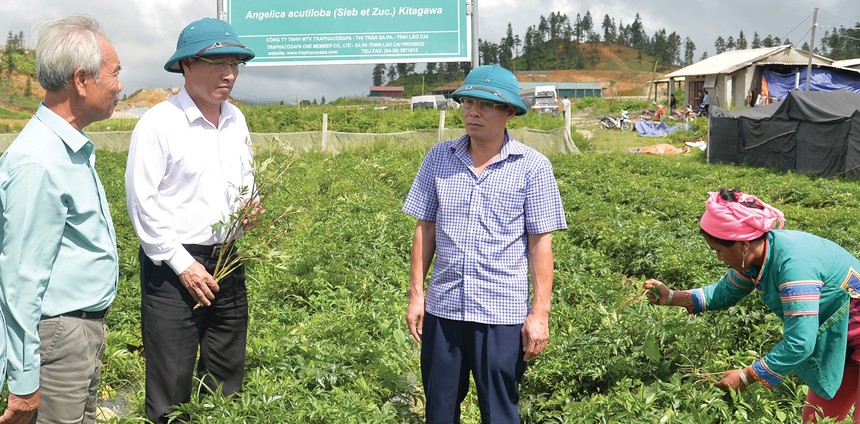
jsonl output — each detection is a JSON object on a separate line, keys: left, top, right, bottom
{"left": 4, "top": 31, "right": 30, "bottom": 75}
{"left": 819, "top": 23, "right": 860, "bottom": 60}
{"left": 371, "top": 11, "right": 696, "bottom": 89}
{"left": 371, "top": 11, "right": 860, "bottom": 91}
{"left": 709, "top": 21, "right": 859, "bottom": 60}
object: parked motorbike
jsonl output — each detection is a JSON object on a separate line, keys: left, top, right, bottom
{"left": 667, "top": 105, "right": 694, "bottom": 122}
{"left": 687, "top": 104, "right": 707, "bottom": 121}
{"left": 599, "top": 110, "right": 633, "bottom": 131}
{"left": 640, "top": 102, "right": 664, "bottom": 120}
{"left": 666, "top": 104, "right": 704, "bottom": 123}
{"left": 640, "top": 108, "right": 657, "bottom": 119}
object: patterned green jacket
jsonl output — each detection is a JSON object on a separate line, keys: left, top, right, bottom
{"left": 689, "top": 229, "right": 860, "bottom": 399}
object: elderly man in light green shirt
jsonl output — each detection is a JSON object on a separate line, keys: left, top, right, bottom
{"left": 0, "top": 15, "right": 122, "bottom": 423}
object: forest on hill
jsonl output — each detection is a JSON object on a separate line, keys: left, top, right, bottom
{"left": 711, "top": 21, "right": 860, "bottom": 59}
{"left": 371, "top": 10, "right": 860, "bottom": 96}
{"left": 371, "top": 11, "right": 695, "bottom": 90}
{"left": 0, "top": 31, "right": 39, "bottom": 126}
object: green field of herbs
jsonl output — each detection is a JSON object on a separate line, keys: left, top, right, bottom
{"left": 5, "top": 136, "right": 860, "bottom": 423}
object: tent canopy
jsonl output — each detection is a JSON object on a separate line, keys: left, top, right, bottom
{"left": 708, "top": 91, "right": 860, "bottom": 178}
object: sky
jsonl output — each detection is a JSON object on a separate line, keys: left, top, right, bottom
{"left": 1, "top": 1, "right": 858, "bottom": 104}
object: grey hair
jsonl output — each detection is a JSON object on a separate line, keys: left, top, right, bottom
{"left": 34, "top": 15, "right": 104, "bottom": 91}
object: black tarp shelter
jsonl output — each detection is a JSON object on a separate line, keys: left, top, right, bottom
{"left": 708, "top": 91, "right": 860, "bottom": 178}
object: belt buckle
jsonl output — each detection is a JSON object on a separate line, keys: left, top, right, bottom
{"left": 211, "top": 244, "right": 222, "bottom": 258}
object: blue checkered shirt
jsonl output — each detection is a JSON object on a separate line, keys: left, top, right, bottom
{"left": 403, "top": 133, "right": 568, "bottom": 325}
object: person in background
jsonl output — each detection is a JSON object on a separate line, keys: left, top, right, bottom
{"left": 0, "top": 15, "right": 121, "bottom": 423}
{"left": 560, "top": 95, "right": 571, "bottom": 119}
{"left": 125, "top": 18, "right": 260, "bottom": 423}
{"left": 702, "top": 90, "right": 711, "bottom": 114}
{"left": 403, "top": 64, "right": 568, "bottom": 423}
{"left": 669, "top": 94, "right": 677, "bottom": 114}
{"left": 653, "top": 103, "right": 665, "bottom": 121}
{"left": 644, "top": 188, "right": 860, "bottom": 423}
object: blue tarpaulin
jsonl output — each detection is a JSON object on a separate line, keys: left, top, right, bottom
{"left": 634, "top": 121, "right": 689, "bottom": 137}
{"left": 763, "top": 68, "right": 860, "bottom": 101}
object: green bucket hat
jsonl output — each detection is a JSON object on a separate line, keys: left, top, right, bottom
{"left": 452, "top": 64, "right": 528, "bottom": 116}
{"left": 164, "top": 18, "right": 255, "bottom": 73}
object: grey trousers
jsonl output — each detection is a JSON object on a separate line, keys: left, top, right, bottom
{"left": 36, "top": 315, "right": 106, "bottom": 424}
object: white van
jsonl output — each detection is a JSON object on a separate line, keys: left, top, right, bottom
{"left": 411, "top": 95, "right": 449, "bottom": 110}
{"left": 520, "top": 85, "right": 559, "bottom": 115}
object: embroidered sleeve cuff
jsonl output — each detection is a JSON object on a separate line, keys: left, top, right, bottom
{"left": 751, "top": 358, "right": 783, "bottom": 389}
{"left": 688, "top": 288, "right": 706, "bottom": 314}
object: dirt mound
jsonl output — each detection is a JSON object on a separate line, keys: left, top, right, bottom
{"left": 116, "top": 88, "right": 180, "bottom": 111}
{"left": 114, "top": 88, "right": 246, "bottom": 116}
{"left": 515, "top": 44, "right": 678, "bottom": 97}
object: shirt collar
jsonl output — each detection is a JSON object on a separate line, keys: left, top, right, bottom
{"left": 499, "top": 131, "right": 525, "bottom": 159}
{"left": 748, "top": 232, "right": 773, "bottom": 284}
{"left": 451, "top": 130, "right": 525, "bottom": 161}
{"left": 34, "top": 104, "right": 91, "bottom": 154}
{"left": 176, "top": 86, "right": 234, "bottom": 126}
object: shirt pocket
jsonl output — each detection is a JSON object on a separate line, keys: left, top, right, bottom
{"left": 486, "top": 187, "right": 526, "bottom": 228}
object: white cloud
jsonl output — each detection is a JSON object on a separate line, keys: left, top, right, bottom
{"left": 1, "top": 1, "right": 858, "bottom": 103}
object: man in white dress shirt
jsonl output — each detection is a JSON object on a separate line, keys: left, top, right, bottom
{"left": 125, "top": 18, "right": 258, "bottom": 423}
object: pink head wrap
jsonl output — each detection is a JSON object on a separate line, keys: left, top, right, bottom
{"left": 699, "top": 191, "right": 785, "bottom": 241}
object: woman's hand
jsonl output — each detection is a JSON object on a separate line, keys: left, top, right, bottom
{"left": 643, "top": 279, "right": 669, "bottom": 305}
{"left": 715, "top": 368, "right": 751, "bottom": 392}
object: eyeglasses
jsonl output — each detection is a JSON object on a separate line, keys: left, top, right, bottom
{"left": 460, "top": 98, "right": 510, "bottom": 112}
{"left": 194, "top": 56, "right": 246, "bottom": 71}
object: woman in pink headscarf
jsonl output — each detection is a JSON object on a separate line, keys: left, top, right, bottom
{"left": 644, "top": 188, "right": 860, "bottom": 423}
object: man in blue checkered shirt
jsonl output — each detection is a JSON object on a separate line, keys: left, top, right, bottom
{"left": 403, "top": 64, "right": 568, "bottom": 423}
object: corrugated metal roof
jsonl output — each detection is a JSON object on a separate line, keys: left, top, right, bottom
{"left": 756, "top": 61, "right": 860, "bottom": 75}
{"left": 755, "top": 61, "right": 813, "bottom": 66}
{"left": 368, "top": 86, "right": 404, "bottom": 92}
{"left": 666, "top": 46, "right": 790, "bottom": 78}
{"left": 519, "top": 81, "right": 603, "bottom": 89}
{"left": 835, "top": 58, "right": 860, "bottom": 68}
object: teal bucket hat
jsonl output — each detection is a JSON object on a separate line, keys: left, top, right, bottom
{"left": 452, "top": 64, "right": 527, "bottom": 115}
{"left": 164, "top": 18, "right": 255, "bottom": 73}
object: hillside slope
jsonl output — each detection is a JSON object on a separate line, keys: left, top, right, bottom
{"left": 515, "top": 43, "right": 673, "bottom": 96}
{"left": 1, "top": 43, "right": 675, "bottom": 117}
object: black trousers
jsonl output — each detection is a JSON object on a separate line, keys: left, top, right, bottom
{"left": 421, "top": 313, "right": 527, "bottom": 423}
{"left": 139, "top": 247, "right": 249, "bottom": 423}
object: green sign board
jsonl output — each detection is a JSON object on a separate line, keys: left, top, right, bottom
{"left": 225, "top": 0, "right": 472, "bottom": 66}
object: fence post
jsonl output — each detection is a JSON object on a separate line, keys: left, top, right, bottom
{"left": 437, "top": 110, "right": 446, "bottom": 143}
{"left": 562, "top": 102, "right": 580, "bottom": 154}
{"left": 322, "top": 113, "right": 328, "bottom": 151}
